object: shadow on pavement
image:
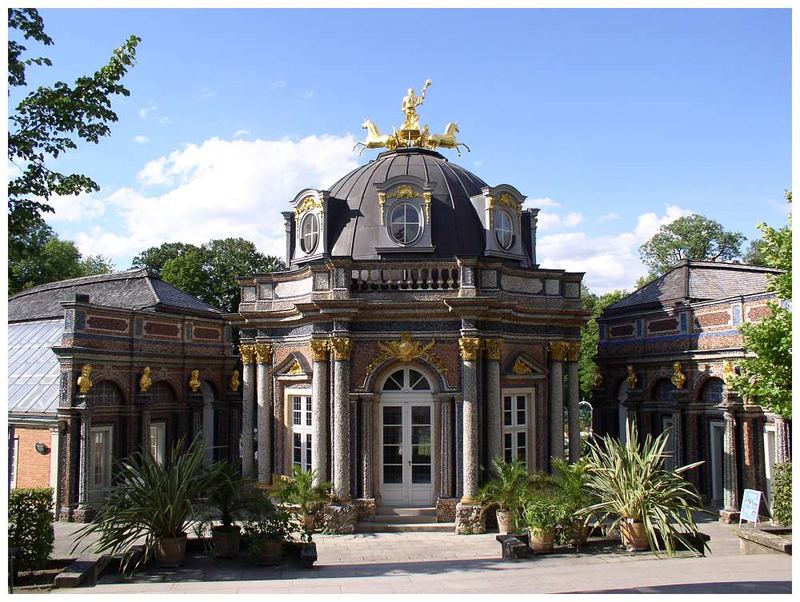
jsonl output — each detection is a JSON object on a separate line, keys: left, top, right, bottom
{"left": 581, "top": 581, "right": 791, "bottom": 594}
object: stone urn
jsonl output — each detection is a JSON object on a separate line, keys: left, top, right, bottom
{"left": 529, "top": 528, "right": 555, "bottom": 553}
{"left": 156, "top": 533, "right": 187, "bottom": 566}
{"left": 496, "top": 509, "right": 516, "bottom": 534}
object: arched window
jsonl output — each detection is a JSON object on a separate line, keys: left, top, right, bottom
{"left": 389, "top": 203, "right": 422, "bottom": 245}
{"left": 701, "top": 377, "right": 725, "bottom": 404}
{"left": 85, "top": 381, "right": 123, "bottom": 407}
{"left": 300, "top": 213, "right": 319, "bottom": 254}
{"left": 494, "top": 210, "right": 514, "bottom": 249}
{"left": 150, "top": 381, "right": 176, "bottom": 404}
{"left": 382, "top": 368, "right": 431, "bottom": 392}
{"left": 653, "top": 378, "right": 676, "bottom": 402}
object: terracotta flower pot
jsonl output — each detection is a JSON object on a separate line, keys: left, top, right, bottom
{"left": 620, "top": 520, "right": 650, "bottom": 551}
{"left": 212, "top": 525, "right": 241, "bottom": 559}
{"left": 496, "top": 509, "right": 516, "bottom": 534}
{"left": 302, "top": 513, "right": 316, "bottom": 533}
{"left": 252, "top": 540, "right": 283, "bottom": 565}
{"left": 572, "top": 520, "right": 591, "bottom": 546}
{"left": 156, "top": 533, "right": 187, "bottom": 566}
{"left": 529, "top": 528, "right": 555, "bottom": 553}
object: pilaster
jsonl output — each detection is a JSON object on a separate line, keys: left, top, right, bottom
{"left": 310, "top": 339, "right": 330, "bottom": 485}
{"left": 240, "top": 344, "right": 256, "bottom": 477}
{"left": 255, "top": 342, "right": 273, "bottom": 483}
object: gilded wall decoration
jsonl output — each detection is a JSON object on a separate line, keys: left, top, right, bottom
{"left": 295, "top": 195, "right": 323, "bottom": 216}
{"left": 484, "top": 339, "right": 503, "bottom": 361}
{"left": 331, "top": 337, "right": 353, "bottom": 361}
{"left": 548, "top": 341, "right": 568, "bottom": 362}
{"left": 189, "top": 369, "right": 201, "bottom": 393}
{"left": 671, "top": 361, "right": 687, "bottom": 389}
{"left": 139, "top": 367, "right": 152, "bottom": 393}
{"left": 364, "top": 333, "right": 448, "bottom": 381}
{"left": 77, "top": 364, "right": 93, "bottom": 394}
{"left": 240, "top": 344, "right": 256, "bottom": 365}
{"left": 286, "top": 360, "right": 304, "bottom": 375}
{"left": 310, "top": 340, "right": 330, "bottom": 361}
{"left": 512, "top": 358, "right": 533, "bottom": 374}
{"left": 229, "top": 370, "right": 241, "bottom": 392}
{"left": 255, "top": 343, "right": 273, "bottom": 364}
{"left": 626, "top": 365, "right": 638, "bottom": 389}
{"left": 565, "top": 341, "right": 580, "bottom": 362}
{"left": 458, "top": 336, "right": 482, "bottom": 361}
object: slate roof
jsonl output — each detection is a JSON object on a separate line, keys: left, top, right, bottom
{"left": 8, "top": 269, "right": 221, "bottom": 322}
{"left": 7, "top": 319, "right": 62, "bottom": 415}
{"left": 327, "top": 147, "right": 489, "bottom": 259}
{"left": 605, "top": 261, "right": 781, "bottom": 314}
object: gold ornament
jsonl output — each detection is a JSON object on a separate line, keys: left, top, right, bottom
{"left": 139, "top": 367, "right": 152, "bottom": 393}
{"left": 512, "top": 358, "right": 533, "bottom": 374}
{"left": 626, "top": 365, "right": 638, "bottom": 389}
{"left": 549, "top": 341, "right": 568, "bottom": 362}
{"left": 286, "top": 360, "right": 304, "bottom": 375}
{"left": 458, "top": 337, "right": 482, "bottom": 361}
{"left": 484, "top": 339, "right": 503, "bottom": 361}
{"left": 671, "top": 361, "right": 686, "bottom": 389}
{"left": 378, "top": 192, "right": 387, "bottom": 225}
{"left": 240, "top": 344, "right": 256, "bottom": 365}
{"left": 310, "top": 340, "right": 330, "bottom": 362}
{"left": 255, "top": 343, "right": 273, "bottom": 364}
{"left": 331, "top": 337, "right": 353, "bottom": 361}
{"left": 77, "top": 364, "right": 93, "bottom": 394}
{"left": 229, "top": 369, "right": 241, "bottom": 392}
{"left": 295, "top": 195, "right": 323, "bottom": 217}
{"left": 722, "top": 360, "right": 737, "bottom": 386}
{"left": 364, "top": 333, "right": 448, "bottom": 380}
{"left": 189, "top": 369, "right": 201, "bottom": 393}
{"left": 565, "top": 342, "right": 580, "bottom": 363}
{"left": 391, "top": 184, "right": 422, "bottom": 199}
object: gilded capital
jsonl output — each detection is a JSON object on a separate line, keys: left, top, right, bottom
{"left": 239, "top": 344, "right": 256, "bottom": 365}
{"left": 484, "top": 339, "right": 503, "bottom": 361}
{"left": 310, "top": 340, "right": 330, "bottom": 362}
{"left": 458, "top": 337, "right": 482, "bottom": 361}
{"left": 565, "top": 341, "right": 580, "bottom": 362}
{"left": 549, "top": 341, "right": 568, "bottom": 362}
{"left": 255, "top": 343, "right": 273, "bottom": 364}
{"left": 331, "top": 337, "right": 353, "bottom": 361}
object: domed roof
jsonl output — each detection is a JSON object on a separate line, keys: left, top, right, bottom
{"left": 326, "top": 147, "right": 491, "bottom": 260}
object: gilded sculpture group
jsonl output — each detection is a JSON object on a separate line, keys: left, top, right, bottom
{"left": 74, "top": 363, "right": 240, "bottom": 396}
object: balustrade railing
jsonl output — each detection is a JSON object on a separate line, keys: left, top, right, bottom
{"left": 351, "top": 265, "right": 460, "bottom": 291}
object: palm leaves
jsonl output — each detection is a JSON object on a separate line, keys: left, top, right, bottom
{"left": 477, "top": 458, "right": 535, "bottom": 513}
{"left": 581, "top": 422, "right": 708, "bottom": 557}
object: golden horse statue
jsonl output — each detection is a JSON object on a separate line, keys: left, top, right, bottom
{"left": 426, "top": 122, "right": 470, "bottom": 156}
{"left": 353, "top": 119, "right": 397, "bottom": 156}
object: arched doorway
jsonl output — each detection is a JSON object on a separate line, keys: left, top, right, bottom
{"left": 379, "top": 367, "right": 434, "bottom": 506}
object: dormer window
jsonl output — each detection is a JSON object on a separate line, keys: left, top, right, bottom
{"left": 300, "top": 213, "right": 319, "bottom": 254}
{"left": 389, "top": 203, "right": 422, "bottom": 245}
{"left": 494, "top": 209, "right": 514, "bottom": 249}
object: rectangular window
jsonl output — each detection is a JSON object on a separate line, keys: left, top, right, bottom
{"left": 149, "top": 422, "right": 166, "bottom": 466}
{"left": 89, "top": 425, "right": 113, "bottom": 503}
{"left": 290, "top": 393, "right": 313, "bottom": 470}
{"left": 502, "top": 390, "right": 530, "bottom": 467}
{"left": 9, "top": 434, "right": 19, "bottom": 490}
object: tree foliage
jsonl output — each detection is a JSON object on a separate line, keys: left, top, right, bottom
{"left": 729, "top": 192, "right": 792, "bottom": 419}
{"left": 8, "top": 8, "right": 140, "bottom": 239}
{"left": 9, "top": 220, "right": 113, "bottom": 295}
{"left": 133, "top": 238, "right": 285, "bottom": 313}
{"left": 639, "top": 214, "right": 746, "bottom": 277}
{"left": 579, "top": 285, "right": 628, "bottom": 399}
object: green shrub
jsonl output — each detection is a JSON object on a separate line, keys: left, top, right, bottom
{"left": 771, "top": 462, "right": 792, "bottom": 526}
{"left": 524, "top": 498, "right": 566, "bottom": 532}
{"left": 9, "top": 487, "right": 55, "bottom": 571}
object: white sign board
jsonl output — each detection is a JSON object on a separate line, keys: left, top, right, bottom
{"left": 739, "top": 489, "right": 762, "bottom": 525}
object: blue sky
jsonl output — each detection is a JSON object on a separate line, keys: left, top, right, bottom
{"left": 14, "top": 8, "right": 792, "bottom": 292}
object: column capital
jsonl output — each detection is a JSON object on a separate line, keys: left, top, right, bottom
{"left": 254, "top": 343, "right": 273, "bottom": 364}
{"left": 310, "top": 339, "right": 330, "bottom": 361}
{"left": 565, "top": 341, "right": 580, "bottom": 362}
{"left": 548, "top": 341, "right": 568, "bottom": 362}
{"left": 458, "top": 336, "right": 482, "bottom": 361}
{"left": 331, "top": 337, "right": 353, "bottom": 361}
{"left": 239, "top": 344, "right": 256, "bottom": 365}
{"left": 483, "top": 339, "right": 503, "bottom": 361}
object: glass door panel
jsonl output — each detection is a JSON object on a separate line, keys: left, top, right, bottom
{"left": 410, "top": 405, "right": 431, "bottom": 484}
{"left": 382, "top": 406, "right": 404, "bottom": 486}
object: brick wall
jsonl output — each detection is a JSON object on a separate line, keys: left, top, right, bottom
{"left": 12, "top": 426, "right": 52, "bottom": 489}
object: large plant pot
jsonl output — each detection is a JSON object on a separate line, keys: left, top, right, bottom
{"left": 572, "top": 520, "right": 591, "bottom": 546}
{"left": 496, "top": 509, "right": 516, "bottom": 534}
{"left": 252, "top": 540, "right": 283, "bottom": 565}
{"left": 620, "top": 520, "right": 650, "bottom": 551}
{"left": 302, "top": 513, "right": 316, "bottom": 533}
{"left": 529, "top": 528, "right": 555, "bottom": 553}
{"left": 156, "top": 534, "right": 187, "bottom": 566}
{"left": 212, "top": 525, "right": 241, "bottom": 559}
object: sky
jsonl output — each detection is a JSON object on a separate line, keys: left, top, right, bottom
{"left": 10, "top": 8, "right": 792, "bottom": 293}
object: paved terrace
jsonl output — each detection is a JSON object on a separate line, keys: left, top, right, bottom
{"left": 48, "top": 513, "right": 791, "bottom": 594}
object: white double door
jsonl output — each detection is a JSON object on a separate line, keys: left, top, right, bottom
{"left": 380, "top": 395, "right": 434, "bottom": 506}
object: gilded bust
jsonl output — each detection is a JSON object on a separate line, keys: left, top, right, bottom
{"left": 626, "top": 364, "right": 638, "bottom": 389}
{"left": 139, "top": 367, "right": 152, "bottom": 393}
{"left": 77, "top": 364, "right": 93, "bottom": 394}
{"left": 189, "top": 369, "right": 201, "bottom": 393}
{"left": 229, "top": 369, "right": 241, "bottom": 392}
{"left": 671, "top": 361, "right": 687, "bottom": 389}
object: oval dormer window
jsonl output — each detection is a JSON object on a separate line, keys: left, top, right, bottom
{"left": 300, "top": 213, "right": 319, "bottom": 254}
{"left": 494, "top": 209, "right": 514, "bottom": 249}
{"left": 389, "top": 203, "right": 422, "bottom": 245}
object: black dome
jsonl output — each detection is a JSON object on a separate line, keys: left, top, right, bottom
{"left": 326, "top": 147, "right": 490, "bottom": 260}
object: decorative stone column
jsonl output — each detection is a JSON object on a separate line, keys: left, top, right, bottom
{"left": 331, "top": 337, "right": 352, "bottom": 501}
{"left": 742, "top": 415, "right": 756, "bottom": 491}
{"left": 240, "top": 344, "right": 256, "bottom": 478}
{"left": 77, "top": 409, "right": 91, "bottom": 508}
{"left": 720, "top": 409, "right": 740, "bottom": 523}
{"left": 361, "top": 397, "right": 373, "bottom": 499}
{"left": 310, "top": 340, "right": 330, "bottom": 486}
{"left": 565, "top": 342, "right": 581, "bottom": 463}
{"left": 548, "top": 341, "right": 567, "bottom": 468}
{"left": 202, "top": 393, "right": 214, "bottom": 466}
{"left": 456, "top": 336, "right": 484, "bottom": 534}
{"left": 484, "top": 339, "right": 503, "bottom": 466}
{"left": 437, "top": 396, "right": 455, "bottom": 522}
{"left": 255, "top": 343, "right": 273, "bottom": 484}
{"left": 774, "top": 415, "right": 791, "bottom": 464}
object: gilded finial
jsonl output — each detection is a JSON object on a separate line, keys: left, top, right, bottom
{"left": 77, "top": 364, "right": 93, "bottom": 394}
{"left": 139, "top": 367, "right": 152, "bottom": 393}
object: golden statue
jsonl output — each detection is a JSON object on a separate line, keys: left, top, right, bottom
{"left": 229, "top": 369, "right": 240, "bottom": 392}
{"left": 400, "top": 79, "right": 431, "bottom": 131}
{"left": 671, "top": 361, "right": 687, "bottom": 389}
{"left": 626, "top": 365, "right": 638, "bottom": 389}
{"left": 189, "top": 369, "right": 201, "bottom": 393}
{"left": 722, "top": 360, "right": 737, "bottom": 386}
{"left": 139, "top": 367, "right": 152, "bottom": 393}
{"left": 77, "top": 364, "right": 93, "bottom": 394}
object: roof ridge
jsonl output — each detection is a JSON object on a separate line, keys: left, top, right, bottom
{"left": 8, "top": 268, "right": 150, "bottom": 300}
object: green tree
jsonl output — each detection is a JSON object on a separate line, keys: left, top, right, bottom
{"left": 729, "top": 192, "right": 792, "bottom": 419}
{"left": 8, "top": 8, "right": 140, "bottom": 240}
{"left": 742, "top": 238, "right": 769, "bottom": 267}
{"left": 579, "top": 285, "right": 628, "bottom": 399}
{"left": 9, "top": 221, "right": 113, "bottom": 295}
{"left": 138, "top": 238, "right": 284, "bottom": 313}
{"left": 639, "top": 214, "right": 746, "bottom": 278}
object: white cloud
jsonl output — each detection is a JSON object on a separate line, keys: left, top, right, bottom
{"left": 47, "top": 192, "right": 107, "bottom": 223}
{"left": 536, "top": 210, "right": 583, "bottom": 232}
{"left": 233, "top": 129, "right": 250, "bottom": 139}
{"left": 132, "top": 135, "right": 150, "bottom": 144}
{"left": 473, "top": 160, "right": 484, "bottom": 167}
{"left": 71, "top": 135, "right": 359, "bottom": 264}
{"left": 139, "top": 99, "right": 170, "bottom": 124}
{"left": 302, "top": 91, "right": 315, "bottom": 99}
{"left": 538, "top": 204, "right": 693, "bottom": 293}
{"left": 598, "top": 212, "right": 619, "bottom": 222}
{"left": 525, "top": 196, "right": 561, "bottom": 209}
{"left": 271, "top": 80, "right": 287, "bottom": 88}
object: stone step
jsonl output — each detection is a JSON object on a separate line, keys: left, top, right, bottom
{"left": 370, "top": 513, "right": 438, "bottom": 524}
{"left": 376, "top": 506, "right": 437, "bottom": 517}
{"left": 54, "top": 554, "right": 112, "bottom": 588}
{"left": 356, "top": 521, "right": 455, "bottom": 533}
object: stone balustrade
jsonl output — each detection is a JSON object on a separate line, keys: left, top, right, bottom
{"left": 350, "top": 265, "right": 460, "bottom": 291}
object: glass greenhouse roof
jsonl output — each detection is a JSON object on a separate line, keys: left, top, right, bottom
{"left": 8, "top": 319, "right": 62, "bottom": 415}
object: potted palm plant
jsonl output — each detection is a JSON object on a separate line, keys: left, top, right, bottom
{"left": 523, "top": 498, "right": 564, "bottom": 553}
{"left": 580, "top": 422, "right": 708, "bottom": 556}
{"left": 272, "top": 465, "right": 331, "bottom": 533}
{"left": 205, "top": 461, "right": 252, "bottom": 558}
{"left": 241, "top": 491, "right": 291, "bottom": 565}
{"left": 72, "top": 436, "right": 215, "bottom": 573}
{"left": 476, "top": 458, "right": 533, "bottom": 534}
{"left": 551, "top": 458, "right": 594, "bottom": 546}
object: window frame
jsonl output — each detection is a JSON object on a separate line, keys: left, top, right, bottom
{"left": 287, "top": 389, "right": 313, "bottom": 471}
{"left": 300, "top": 212, "right": 320, "bottom": 254}
{"left": 88, "top": 424, "right": 113, "bottom": 503}
{"left": 149, "top": 421, "right": 166, "bottom": 466}
{"left": 501, "top": 388, "right": 533, "bottom": 468}
{"left": 388, "top": 202, "right": 423, "bottom": 245}
{"left": 494, "top": 209, "right": 514, "bottom": 249}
